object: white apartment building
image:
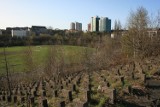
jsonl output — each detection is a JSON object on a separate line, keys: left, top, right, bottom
{"left": 11, "top": 27, "right": 29, "bottom": 37}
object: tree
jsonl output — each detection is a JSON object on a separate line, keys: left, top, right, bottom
{"left": 114, "top": 19, "right": 122, "bottom": 38}
{"left": 122, "top": 6, "right": 150, "bottom": 58}
{"left": 149, "top": 10, "right": 160, "bottom": 29}
{"left": 53, "top": 33, "right": 63, "bottom": 45}
{"left": 128, "top": 7, "right": 149, "bottom": 30}
{"left": 2, "top": 47, "right": 12, "bottom": 96}
{"left": 23, "top": 37, "right": 40, "bottom": 84}
{"left": 157, "top": 10, "right": 160, "bottom": 28}
{"left": 45, "top": 45, "right": 57, "bottom": 78}
{"left": 45, "top": 45, "right": 65, "bottom": 80}
{"left": 114, "top": 20, "right": 121, "bottom": 30}
{"left": 23, "top": 37, "right": 35, "bottom": 73}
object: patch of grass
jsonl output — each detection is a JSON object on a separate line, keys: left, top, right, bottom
{"left": 0, "top": 45, "right": 94, "bottom": 75}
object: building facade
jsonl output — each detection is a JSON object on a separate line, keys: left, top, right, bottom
{"left": 107, "top": 19, "right": 111, "bottom": 32}
{"left": 31, "top": 26, "right": 47, "bottom": 36}
{"left": 99, "top": 17, "right": 111, "bottom": 32}
{"left": 90, "top": 16, "right": 111, "bottom": 32}
{"left": 5, "top": 27, "right": 29, "bottom": 37}
{"left": 75, "top": 22, "right": 82, "bottom": 31}
{"left": 88, "top": 23, "right": 91, "bottom": 31}
{"left": 70, "top": 22, "right": 82, "bottom": 31}
{"left": 12, "top": 29, "right": 29, "bottom": 37}
{"left": 91, "top": 16, "right": 100, "bottom": 32}
{"left": 70, "top": 22, "right": 75, "bottom": 30}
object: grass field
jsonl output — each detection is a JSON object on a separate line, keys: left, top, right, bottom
{"left": 0, "top": 45, "right": 94, "bottom": 75}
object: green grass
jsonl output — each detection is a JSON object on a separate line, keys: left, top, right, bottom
{"left": 0, "top": 45, "right": 94, "bottom": 75}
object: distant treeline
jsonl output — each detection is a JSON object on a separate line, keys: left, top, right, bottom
{"left": 0, "top": 32, "right": 110, "bottom": 47}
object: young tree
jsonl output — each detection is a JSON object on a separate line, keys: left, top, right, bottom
{"left": 122, "top": 6, "right": 150, "bottom": 58}
{"left": 157, "top": 10, "right": 160, "bottom": 28}
{"left": 114, "top": 19, "right": 122, "bottom": 38}
{"left": 114, "top": 20, "right": 122, "bottom": 31}
{"left": 45, "top": 45, "right": 57, "bottom": 78}
{"left": 57, "top": 45, "right": 65, "bottom": 76}
{"left": 149, "top": 10, "right": 160, "bottom": 29}
{"left": 2, "top": 47, "right": 12, "bottom": 96}
{"left": 24, "top": 37, "right": 35, "bottom": 72}
{"left": 23, "top": 37, "right": 39, "bottom": 83}
{"left": 45, "top": 45, "right": 65, "bottom": 80}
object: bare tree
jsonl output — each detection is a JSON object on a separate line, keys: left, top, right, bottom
{"left": 23, "top": 37, "right": 35, "bottom": 73}
{"left": 57, "top": 45, "right": 65, "bottom": 77}
{"left": 82, "top": 47, "right": 93, "bottom": 72}
{"left": 45, "top": 45, "right": 57, "bottom": 78}
{"left": 114, "top": 20, "right": 122, "bottom": 31}
{"left": 148, "top": 10, "right": 160, "bottom": 29}
{"left": 3, "top": 47, "right": 12, "bottom": 96}
{"left": 121, "top": 6, "right": 150, "bottom": 58}
{"left": 114, "top": 19, "right": 122, "bottom": 39}
{"left": 23, "top": 37, "right": 40, "bottom": 84}
{"left": 157, "top": 10, "right": 160, "bottom": 28}
{"left": 45, "top": 45, "right": 66, "bottom": 80}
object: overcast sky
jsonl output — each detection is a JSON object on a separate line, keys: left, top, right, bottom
{"left": 0, "top": 0, "right": 160, "bottom": 30}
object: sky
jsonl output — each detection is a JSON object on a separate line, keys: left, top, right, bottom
{"left": 0, "top": 0, "right": 160, "bottom": 31}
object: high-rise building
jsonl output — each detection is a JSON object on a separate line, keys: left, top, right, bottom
{"left": 70, "top": 22, "right": 75, "bottom": 30}
{"left": 99, "top": 17, "right": 111, "bottom": 32}
{"left": 79, "top": 23, "right": 82, "bottom": 31}
{"left": 91, "top": 16, "right": 100, "bottom": 32}
{"left": 75, "top": 22, "right": 82, "bottom": 31}
{"left": 90, "top": 16, "right": 111, "bottom": 32}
